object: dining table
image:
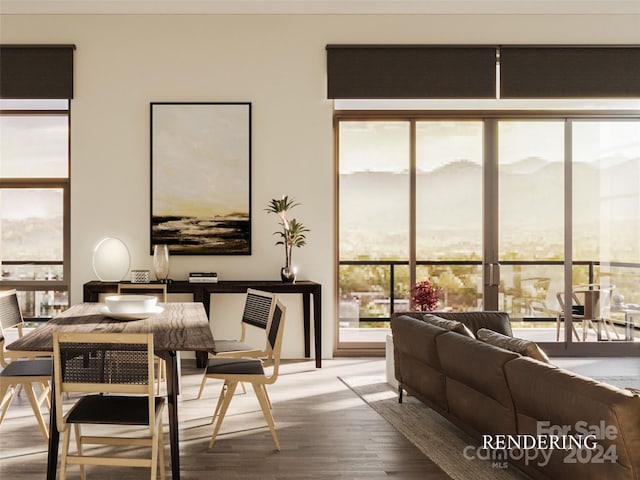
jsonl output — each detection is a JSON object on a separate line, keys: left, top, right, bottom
{"left": 6, "top": 301, "right": 215, "bottom": 480}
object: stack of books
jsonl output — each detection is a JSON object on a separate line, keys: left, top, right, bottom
{"left": 188, "top": 272, "right": 218, "bottom": 283}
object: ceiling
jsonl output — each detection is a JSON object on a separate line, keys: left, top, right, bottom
{"left": 1, "top": 0, "right": 639, "bottom": 15}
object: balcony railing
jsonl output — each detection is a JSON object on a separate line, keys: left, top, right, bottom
{"left": 339, "top": 259, "right": 640, "bottom": 323}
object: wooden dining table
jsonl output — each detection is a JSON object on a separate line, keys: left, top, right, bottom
{"left": 6, "top": 301, "right": 215, "bottom": 480}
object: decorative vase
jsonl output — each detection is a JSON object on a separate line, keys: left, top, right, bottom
{"left": 153, "top": 244, "right": 170, "bottom": 283}
{"left": 280, "top": 266, "right": 296, "bottom": 283}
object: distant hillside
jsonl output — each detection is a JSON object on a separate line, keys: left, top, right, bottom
{"left": 2, "top": 217, "right": 63, "bottom": 260}
{"left": 340, "top": 157, "right": 640, "bottom": 238}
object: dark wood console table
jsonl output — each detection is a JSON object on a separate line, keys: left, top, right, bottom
{"left": 83, "top": 280, "right": 322, "bottom": 368}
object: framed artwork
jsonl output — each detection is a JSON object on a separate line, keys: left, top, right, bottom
{"left": 150, "top": 102, "right": 251, "bottom": 255}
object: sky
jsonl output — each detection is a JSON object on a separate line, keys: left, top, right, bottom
{"left": 339, "top": 120, "right": 640, "bottom": 174}
{"left": 151, "top": 103, "right": 250, "bottom": 218}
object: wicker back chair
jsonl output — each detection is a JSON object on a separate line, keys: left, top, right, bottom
{"left": 205, "top": 300, "right": 287, "bottom": 451}
{"left": 53, "top": 332, "right": 165, "bottom": 480}
{"left": 196, "top": 288, "right": 277, "bottom": 399}
{"left": 0, "top": 290, "right": 51, "bottom": 440}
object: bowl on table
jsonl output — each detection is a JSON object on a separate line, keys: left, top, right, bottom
{"left": 104, "top": 295, "right": 158, "bottom": 314}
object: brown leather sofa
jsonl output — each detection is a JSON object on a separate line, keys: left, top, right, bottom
{"left": 391, "top": 312, "right": 640, "bottom": 480}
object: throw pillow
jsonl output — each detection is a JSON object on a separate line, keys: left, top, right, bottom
{"left": 423, "top": 314, "right": 475, "bottom": 338}
{"left": 477, "top": 328, "right": 550, "bottom": 364}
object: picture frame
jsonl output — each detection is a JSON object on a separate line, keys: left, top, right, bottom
{"left": 150, "top": 102, "right": 251, "bottom": 255}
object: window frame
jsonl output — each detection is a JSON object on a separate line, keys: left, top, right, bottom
{"left": 334, "top": 108, "right": 640, "bottom": 357}
{"left": 0, "top": 105, "right": 71, "bottom": 318}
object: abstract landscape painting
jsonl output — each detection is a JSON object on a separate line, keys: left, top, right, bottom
{"left": 151, "top": 102, "right": 251, "bottom": 254}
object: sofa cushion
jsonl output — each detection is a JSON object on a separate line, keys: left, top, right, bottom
{"left": 437, "top": 332, "right": 518, "bottom": 436}
{"left": 477, "top": 328, "right": 550, "bottom": 363}
{"left": 423, "top": 314, "right": 475, "bottom": 338}
{"left": 432, "top": 311, "right": 513, "bottom": 337}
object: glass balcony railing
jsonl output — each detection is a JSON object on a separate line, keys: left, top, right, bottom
{"left": 339, "top": 260, "right": 640, "bottom": 330}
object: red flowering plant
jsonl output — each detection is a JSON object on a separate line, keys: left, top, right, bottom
{"left": 410, "top": 280, "right": 442, "bottom": 312}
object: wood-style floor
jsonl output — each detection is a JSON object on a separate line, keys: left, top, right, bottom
{"left": 0, "top": 358, "right": 450, "bottom": 480}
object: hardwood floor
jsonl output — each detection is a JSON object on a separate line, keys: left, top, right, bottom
{"left": 0, "top": 358, "right": 450, "bottom": 480}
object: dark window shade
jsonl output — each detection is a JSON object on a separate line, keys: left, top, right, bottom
{"left": 500, "top": 47, "right": 640, "bottom": 98}
{"left": 1, "top": 45, "right": 75, "bottom": 99}
{"left": 327, "top": 45, "right": 497, "bottom": 99}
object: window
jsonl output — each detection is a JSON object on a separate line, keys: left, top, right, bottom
{"left": 336, "top": 109, "right": 640, "bottom": 353}
{"left": 0, "top": 99, "right": 70, "bottom": 318}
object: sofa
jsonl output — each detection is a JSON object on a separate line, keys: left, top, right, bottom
{"left": 391, "top": 311, "right": 640, "bottom": 480}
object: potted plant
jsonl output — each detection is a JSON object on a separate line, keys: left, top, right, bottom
{"left": 266, "top": 195, "right": 310, "bottom": 282}
{"left": 410, "top": 280, "right": 442, "bottom": 311}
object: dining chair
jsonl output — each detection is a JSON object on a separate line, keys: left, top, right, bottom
{"left": 53, "top": 331, "right": 165, "bottom": 480}
{"left": 0, "top": 289, "right": 52, "bottom": 440}
{"left": 117, "top": 283, "right": 168, "bottom": 394}
{"left": 196, "top": 289, "right": 277, "bottom": 399}
{"left": 205, "top": 299, "right": 286, "bottom": 451}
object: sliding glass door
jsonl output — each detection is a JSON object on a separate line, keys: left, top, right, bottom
{"left": 338, "top": 121, "right": 410, "bottom": 346}
{"left": 415, "top": 121, "right": 484, "bottom": 312}
{"left": 572, "top": 121, "right": 640, "bottom": 343}
{"left": 495, "top": 121, "right": 565, "bottom": 342}
{"left": 336, "top": 112, "right": 640, "bottom": 354}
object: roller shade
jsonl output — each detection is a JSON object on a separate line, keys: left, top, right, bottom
{"left": 326, "top": 45, "right": 497, "bottom": 99}
{"left": 0, "top": 45, "right": 75, "bottom": 99}
{"left": 500, "top": 47, "right": 640, "bottom": 98}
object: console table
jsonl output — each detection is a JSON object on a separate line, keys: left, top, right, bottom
{"left": 83, "top": 280, "right": 322, "bottom": 368}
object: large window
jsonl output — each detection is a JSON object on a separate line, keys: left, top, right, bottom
{"left": 0, "top": 99, "right": 70, "bottom": 318}
{"left": 336, "top": 111, "right": 640, "bottom": 354}
{"left": 339, "top": 121, "right": 410, "bottom": 338}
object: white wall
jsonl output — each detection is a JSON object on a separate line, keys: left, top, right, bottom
{"left": 1, "top": 13, "right": 639, "bottom": 358}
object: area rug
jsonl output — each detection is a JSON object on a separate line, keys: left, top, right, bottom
{"left": 340, "top": 376, "right": 531, "bottom": 480}
{"left": 591, "top": 376, "right": 640, "bottom": 390}
{"left": 341, "top": 374, "right": 640, "bottom": 480}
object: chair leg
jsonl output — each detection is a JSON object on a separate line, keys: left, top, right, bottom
{"left": 209, "top": 381, "right": 238, "bottom": 449}
{"left": 150, "top": 427, "right": 158, "bottom": 480}
{"left": 252, "top": 382, "right": 280, "bottom": 451}
{"left": 601, "top": 319, "right": 618, "bottom": 341}
{"left": 38, "top": 382, "right": 51, "bottom": 410}
{"left": 158, "top": 424, "right": 166, "bottom": 480}
{"left": 0, "top": 384, "right": 15, "bottom": 426}
{"left": 23, "top": 383, "right": 48, "bottom": 440}
{"left": 60, "top": 428, "right": 72, "bottom": 480}
{"left": 558, "top": 316, "right": 582, "bottom": 342}
{"left": 211, "top": 381, "right": 228, "bottom": 423}
{"left": 583, "top": 320, "right": 589, "bottom": 341}
{"left": 262, "top": 385, "right": 272, "bottom": 410}
{"left": 197, "top": 372, "right": 208, "bottom": 400}
{"left": 155, "top": 359, "right": 165, "bottom": 395}
{"left": 571, "top": 323, "right": 581, "bottom": 342}
{"left": 608, "top": 319, "right": 620, "bottom": 340}
{"left": 74, "top": 424, "right": 86, "bottom": 480}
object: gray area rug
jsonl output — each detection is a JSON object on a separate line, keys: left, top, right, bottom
{"left": 341, "top": 374, "right": 640, "bottom": 480}
{"left": 591, "top": 376, "right": 640, "bottom": 390}
{"left": 340, "top": 376, "right": 531, "bottom": 480}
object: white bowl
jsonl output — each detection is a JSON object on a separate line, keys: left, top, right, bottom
{"left": 105, "top": 295, "right": 158, "bottom": 314}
